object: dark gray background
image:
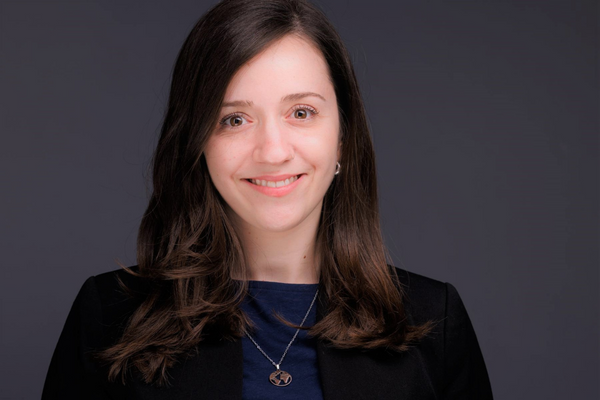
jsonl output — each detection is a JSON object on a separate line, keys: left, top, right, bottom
{"left": 1, "top": 0, "right": 597, "bottom": 398}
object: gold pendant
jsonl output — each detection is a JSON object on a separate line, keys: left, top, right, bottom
{"left": 269, "top": 369, "right": 292, "bottom": 386}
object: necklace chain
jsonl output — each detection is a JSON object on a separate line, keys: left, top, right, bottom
{"left": 245, "top": 288, "right": 319, "bottom": 370}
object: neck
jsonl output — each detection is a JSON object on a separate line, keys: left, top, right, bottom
{"left": 227, "top": 209, "right": 321, "bottom": 284}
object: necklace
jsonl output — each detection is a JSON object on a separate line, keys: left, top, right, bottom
{"left": 245, "top": 288, "right": 319, "bottom": 387}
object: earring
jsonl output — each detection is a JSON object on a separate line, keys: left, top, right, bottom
{"left": 334, "top": 162, "right": 341, "bottom": 175}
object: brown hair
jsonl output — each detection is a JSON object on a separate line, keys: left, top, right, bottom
{"left": 95, "top": 0, "right": 433, "bottom": 386}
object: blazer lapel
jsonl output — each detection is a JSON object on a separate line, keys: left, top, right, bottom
{"left": 178, "top": 337, "right": 244, "bottom": 399}
{"left": 317, "top": 341, "right": 427, "bottom": 400}
{"left": 316, "top": 292, "right": 433, "bottom": 400}
{"left": 105, "top": 337, "right": 243, "bottom": 399}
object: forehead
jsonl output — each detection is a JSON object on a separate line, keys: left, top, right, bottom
{"left": 223, "top": 35, "right": 333, "bottom": 100}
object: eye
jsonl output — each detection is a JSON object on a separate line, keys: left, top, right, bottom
{"left": 291, "top": 105, "right": 319, "bottom": 120}
{"left": 219, "top": 113, "right": 248, "bottom": 128}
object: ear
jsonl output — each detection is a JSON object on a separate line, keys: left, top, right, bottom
{"left": 337, "top": 141, "right": 342, "bottom": 162}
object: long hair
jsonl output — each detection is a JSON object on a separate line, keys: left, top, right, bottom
{"left": 95, "top": 0, "right": 433, "bottom": 387}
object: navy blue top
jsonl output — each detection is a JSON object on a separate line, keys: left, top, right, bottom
{"left": 240, "top": 280, "right": 323, "bottom": 400}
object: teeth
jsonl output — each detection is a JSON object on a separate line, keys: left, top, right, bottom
{"left": 250, "top": 175, "right": 299, "bottom": 188}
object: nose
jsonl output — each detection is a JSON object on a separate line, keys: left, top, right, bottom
{"left": 252, "top": 117, "right": 295, "bottom": 164}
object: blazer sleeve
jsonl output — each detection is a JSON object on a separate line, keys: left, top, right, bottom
{"left": 42, "top": 276, "right": 111, "bottom": 400}
{"left": 442, "top": 282, "right": 493, "bottom": 399}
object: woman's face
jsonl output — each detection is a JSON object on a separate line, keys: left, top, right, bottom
{"left": 204, "top": 34, "right": 341, "bottom": 234}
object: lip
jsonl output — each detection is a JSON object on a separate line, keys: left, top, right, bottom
{"left": 243, "top": 174, "right": 304, "bottom": 197}
{"left": 246, "top": 173, "right": 301, "bottom": 181}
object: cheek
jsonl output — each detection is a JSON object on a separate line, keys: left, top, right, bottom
{"left": 204, "top": 143, "right": 228, "bottom": 183}
{"left": 313, "top": 124, "right": 341, "bottom": 166}
{"left": 204, "top": 139, "right": 244, "bottom": 183}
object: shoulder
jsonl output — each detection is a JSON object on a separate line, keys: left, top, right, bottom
{"left": 390, "top": 265, "right": 493, "bottom": 395}
{"left": 389, "top": 265, "right": 468, "bottom": 328}
{"left": 93, "top": 264, "right": 148, "bottom": 302}
{"left": 94, "top": 265, "right": 150, "bottom": 316}
{"left": 86, "top": 264, "right": 468, "bottom": 342}
{"left": 72, "top": 265, "right": 149, "bottom": 348}
{"left": 89, "top": 265, "right": 463, "bottom": 322}
{"left": 43, "top": 266, "right": 150, "bottom": 397}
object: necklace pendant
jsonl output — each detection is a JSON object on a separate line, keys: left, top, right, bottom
{"left": 269, "top": 369, "right": 292, "bottom": 387}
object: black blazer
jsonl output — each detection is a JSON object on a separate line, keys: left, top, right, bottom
{"left": 42, "top": 266, "right": 493, "bottom": 399}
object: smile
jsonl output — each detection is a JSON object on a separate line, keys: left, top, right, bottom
{"left": 243, "top": 174, "right": 304, "bottom": 197}
{"left": 247, "top": 174, "right": 301, "bottom": 188}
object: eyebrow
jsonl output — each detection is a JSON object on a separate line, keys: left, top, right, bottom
{"left": 221, "top": 99, "right": 253, "bottom": 108}
{"left": 282, "top": 92, "right": 327, "bottom": 103}
{"left": 221, "top": 92, "right": 326, "bottom": 108}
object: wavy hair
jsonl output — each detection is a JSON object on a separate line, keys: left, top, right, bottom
{"left": 95, "top": 0, "right": 433, "bottom": 387}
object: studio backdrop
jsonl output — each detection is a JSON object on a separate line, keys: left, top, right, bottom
{"left": 0, "top": 0, "right": 597, "bottom": 399}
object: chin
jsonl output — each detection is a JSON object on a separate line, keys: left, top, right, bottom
{"left": 255, "top": 218, "right": 302, "bottom": 233}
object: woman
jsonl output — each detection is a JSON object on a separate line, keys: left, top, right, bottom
{"left": 42, "top": 0, "right": 493, "bottom": 398}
